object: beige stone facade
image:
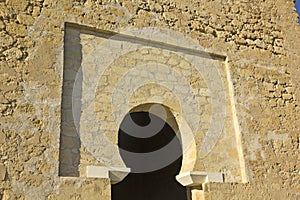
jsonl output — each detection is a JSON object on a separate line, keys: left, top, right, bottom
{"left": 0, "top": 0, "right": 299, "bottom": 199}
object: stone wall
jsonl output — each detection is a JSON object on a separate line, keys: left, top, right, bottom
{"left": 60, "top": 24, "right": 245, "bottom": 183}
{"left": 0, "top": 0, "right": 299, "bottom": 199}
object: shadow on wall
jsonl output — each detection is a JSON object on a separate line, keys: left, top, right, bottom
{"left": 59, "top": 26, "right": 83, "bottom": 177}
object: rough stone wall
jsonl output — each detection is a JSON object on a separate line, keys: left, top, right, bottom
{"left": 0, "top": 0, "right": 299, "bottom": 200}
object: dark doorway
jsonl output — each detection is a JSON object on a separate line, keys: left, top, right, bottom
{"left": 112, "top": 112, "right": 188, "bottom": 200}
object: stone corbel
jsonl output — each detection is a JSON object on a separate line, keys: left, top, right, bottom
{"left": 176, "top": 171, "right": 224, "bottom": 187}
{"left": 86, "top": 166, "right": 130, "bottom": 184}
{"left": 176, "top": 171, "right": 224, "bottom": 200}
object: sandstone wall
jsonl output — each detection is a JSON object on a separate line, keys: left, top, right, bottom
{"left": 0, "top": 0, "right": 299, "bottom": 199}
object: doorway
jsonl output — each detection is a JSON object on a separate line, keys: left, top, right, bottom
{"left": 112, "top": 112, "right": 188, "bottom": 200}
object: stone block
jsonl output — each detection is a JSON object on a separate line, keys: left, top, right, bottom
{"left": 6, "top": 0, "right": 28, "bottom": 11}
{"left": 17, "top": 14, "right": 35, "bottom": 26}
{"left": 282, "top": 94, "right": 293, "bottom": 100}
{"left": 6, "top": 22, "right": 27, "bottom": 37}
{"left": 0, "top": 164, "right": 6, "bottom": 180}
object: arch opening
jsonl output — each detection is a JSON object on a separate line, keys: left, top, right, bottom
{"left": 112, "top": 111, "right": 188, "bottom": 200}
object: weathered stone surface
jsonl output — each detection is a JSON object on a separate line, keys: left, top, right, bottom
{"left": 6, "top": 22, "right": 27, "bottom": 37}
{"left": 5, "top": 0, "right": 28, "bottom": 12}
{"left": 46, "top": 178, "right": 110, "bottom": 200}
{"left": 3, "top": 47, "right": 23, "bottom": 60}
{"left": 0, "top": 21, "right": 5, "bottom": 30}
{"left": 0, "top": 0, "right": 299, "bottom": 199}
{"left": 2, "top": 190, "right": 16, "bottom": 200}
